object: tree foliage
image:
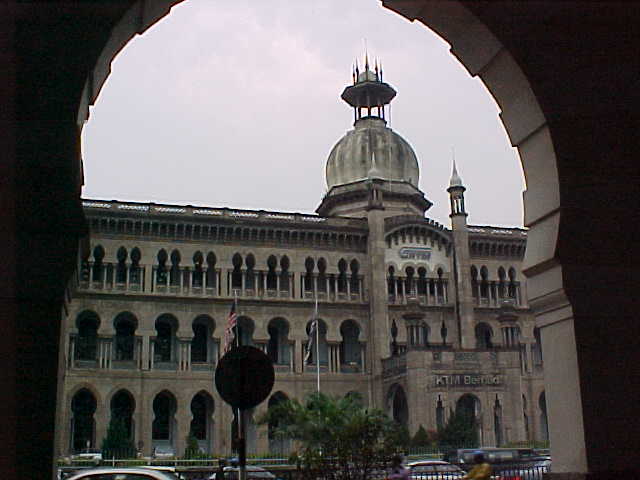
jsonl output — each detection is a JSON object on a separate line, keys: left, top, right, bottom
{"left": 437, "top": 408, "right": 479, "bottom": 449}
{"left": 258, "top": 392, "right": 403, "bottom": 480}
{"left": 184, "top": 431, "right": 201, "bottom": 459}
{"left": 101, "top": 417, "right": 135, "bottom": 459}
{"left": 411, "top": 425, "right": 437, "bottom": 448}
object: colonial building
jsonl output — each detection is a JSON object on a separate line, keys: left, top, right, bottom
{"left": 59, "top": 61, "right": 547, "bottom": 458}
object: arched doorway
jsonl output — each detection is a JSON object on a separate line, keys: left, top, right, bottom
{"left": 70, "top": 389, "right": 97, "bottom": 452}
{"left": 387, "top": 384, "right": 409, "bottom": 428}
{"left": 267, "top": 392, "right": 291, "bottom": 455}
{"left": 152, "top": 390, "right": 177, "bottom": 456}
{"left": 456, "top": 394, "right": 481, "bottom": 447}
{"left": 190, "top": 391, "right": 215, "bottom": 454}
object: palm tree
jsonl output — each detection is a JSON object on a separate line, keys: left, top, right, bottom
{"left": 259, "top": 392, "right": 403, "bottom": 480}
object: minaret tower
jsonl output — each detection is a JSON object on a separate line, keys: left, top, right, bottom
{"left": 448, "top": 161, "right": 475, "bottom": 348}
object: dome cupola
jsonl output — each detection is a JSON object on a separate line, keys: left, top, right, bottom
{"left": 317, "top": 56, "right": 430, "bottom": 218}
{"left": 325, "top": 55, "right": 420, "bottom": 189}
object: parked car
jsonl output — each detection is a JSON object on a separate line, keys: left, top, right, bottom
{"left": 207, "top": 466, "right": 276, "bottom": 479}
{"left": 71, "top": 449, "right": 103, "bottom": 461}
{"left": 408, "top": 460, "right": 465, "bottom": 479}
{"left": 152, "top": 445, "right": 175, "bottom": 458}
{"left": 65, "top": 467, "right": 180, "bottom": 480}
{"left": 140, "top": 466, "right": 186, "bottom": 480}
{"left": 493, "top": 459, "right": 550, "bottom": 480}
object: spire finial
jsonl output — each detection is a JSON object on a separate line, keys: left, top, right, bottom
{"left": 449, "top": 155, "right": 463, "bottom": 188}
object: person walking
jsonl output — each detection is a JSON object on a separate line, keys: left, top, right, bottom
{"left": 462, "top": 452, "right": 492, "bottom": 480}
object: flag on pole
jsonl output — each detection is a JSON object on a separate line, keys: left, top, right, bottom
{"left": 222, "top": 300, "right": 238, "bottom": 354}
{"left": 304, "top": 300, "right": 319, "bottom": 365}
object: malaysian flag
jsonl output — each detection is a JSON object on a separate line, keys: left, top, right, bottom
{"left": 304, "top": 299, "right": 319, "bottom": 365}
{"left": 222, "top": 300, "right": 238, "bottom": 354}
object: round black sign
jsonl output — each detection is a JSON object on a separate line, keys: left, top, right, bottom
{"left": 215, "top": 346, "right": 275, "bottom": 410}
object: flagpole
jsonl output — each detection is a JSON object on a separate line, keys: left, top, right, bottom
{"left": 315, "top": 297, "right": 320, "bottom": 393}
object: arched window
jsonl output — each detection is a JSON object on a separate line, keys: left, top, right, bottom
{"left": 154, "top": 314, "right": 177, "bottom": 363}
{"left": 388, "top": 385, "right": 408, "bottom": 427}
{"left": 337, "top": 259, "right": 347, "bottom": 294}
{"left": 156, "top": 249, "right": 168, "bottom": 286}
{"left": 417, "top": 267, "right": 428, "bottom": 295}
{"left": 245, "top": 254, "right": 256, "bottom": 291}
{"left": 350, "top": 259, "right": 360, "bottom": 293}
{"left": 471, "top": 266, "right": 479, "bottom": 299}
{"left": 387, "top": 266, "right": 396, "bottom": 295}
{"left": 111, "top": 390, "right": 135, "bottom": 444}
{"left": 340, "top": 320, "right": 361, "bottom": 368}
{"left": 192, "top": 315, "right": 215, "bottom": 364}
{"left": 266, "top": 255, "right": 278, "bottom": 291}
{"left": 267, "top": 318, "right": 290, "bottom": 365}
{"left": 130, "top": 247, "right": 141, "bottom": 286}
{"left": 71, "top": 389, "right": 97, "bottom": 452}
{"left": 405, "top": 266, "right": 415, "bottom": 296}
{"left": 480, "top": 266, "right": 489, "bottom": 300}
{"left": 494, "top": 396, "right": 503, "bottom": 446}
{"left": 317, "top": 258, "right": 327, "bottom": 293}
{"left": 190, "top": 392, "right": 214, "bottom": 454}
{"left": 169, "top": 250, "right": 181, "bottom": 286}
{"left": 523, "top": 395, "right": 530, "bottom": 441}
{"left": 539, "top": 392, "right": 549, "bottom": 442}
{"left": 475, "top": 322, "right": 493, "bottom": 349}
{"left": 280, "top": 256, "right": 290, "bottom": 292}
{"left": 192, "top": 251, "right": 204, "bottom": 288}
{"left": 152, "top": 391, "right": 177, "bottom": 451}
{"left": 92, "top": 245, "right": 105, "bottom": 282}
{"left": 304, "top": 257, "right": 314, "bottom": 293}
{"left": 508, "top": 267, "right": 517, "bottom": 298}
{"left": 231, "top": 253, "right": 243, "bottom": 289}
{"left": 75, "top": 311, "right": 99, "bottom": 361}
{"left": 421, "top": 321, "right": 430, "bottom": 346}
{"left": 498, "top": 267, "right": 506, "bottom": 298}
{"left": 305, "top": 319, "right": 328, "bottom": 365}
{"left": 79, "top": 249, "right": 90, "bottom": 283}
{"left": 533, "top": 327, "right": 543, "bottom": 367}
{"left": 116, "top": 246, "right": 128, "bottom": 284}
{"left": 436, "top": 396, "right": 445, "bottom": 430}
{"left": 114, "top": 312, "right": 137, "bottom": 361}
{"left": 205, "top": 252, "right": 216, "bottom": 289}
{"left": 268, "top": 392, "right": 291, "bottom": 455}
{"left": 437, "top": 268, "right": 445, "bottom": 301}
{"left": 236, "top": 316, "right": 254, "bottom": 347}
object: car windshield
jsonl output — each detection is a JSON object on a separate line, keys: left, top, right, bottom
{"left": 434, "top": 465, "right": 462, "bottom": 472}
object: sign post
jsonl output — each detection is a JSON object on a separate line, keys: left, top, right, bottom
{"left": 215, "top": 346, "right": 275, "bottom": 480}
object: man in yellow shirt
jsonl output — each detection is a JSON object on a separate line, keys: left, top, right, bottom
{"left": 463, "top": 453, "right": 492, "bottom": 480}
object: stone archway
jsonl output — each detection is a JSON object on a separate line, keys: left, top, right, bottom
{"left": 2, "top": 3, "right": 638, "bottom": 480}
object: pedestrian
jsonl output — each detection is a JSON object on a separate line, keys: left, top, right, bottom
{"left": 214, "top": 458, "right": 226, "bottom": 480}
{"left": 387, "top": 454, "right": 409, "bottom": 480}
{"left": 462, "top": 452, "right": 492, "bottom": 480}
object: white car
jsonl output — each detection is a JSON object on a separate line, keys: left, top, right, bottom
{"left": 152, "top": 445, "right": 175, "bottom": 458}
{"left": 208, "top": 465, "right": 276, "bottom": 479}
{"left": 65, "top": 467, "right": 180, "bottom": 480}
{"left": 71, "top": 449, "right": 103, "bottom": 461}
{"left": 408, "top": 460, "right": 465, "bottom": 479}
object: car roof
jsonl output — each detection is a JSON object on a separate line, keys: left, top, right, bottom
{"left": 66, "top": 467, "right": 178, "bottom": 480}
{"left": 408, "top": 460, "right": 452, "bottom": 466}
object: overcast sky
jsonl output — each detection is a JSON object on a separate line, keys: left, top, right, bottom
{"left": 81, "top": 0, "right": 525, "bottom": 227}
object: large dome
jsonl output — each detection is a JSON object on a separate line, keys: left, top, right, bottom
{"left": 325, "top": 117, "right": 420, "bottom": 189}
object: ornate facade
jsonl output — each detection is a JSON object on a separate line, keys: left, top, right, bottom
{"left": 60, "top": 62, "right": 546, "bottom": 458}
